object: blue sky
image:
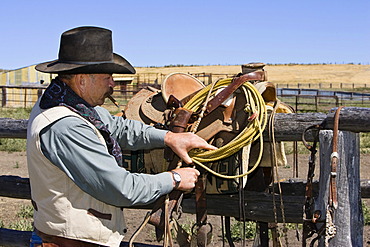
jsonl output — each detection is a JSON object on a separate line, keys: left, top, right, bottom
{"left": 0, "top": 0, "right": 369, "bottom": 70}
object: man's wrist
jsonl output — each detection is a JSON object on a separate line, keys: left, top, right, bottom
{"left": 170, "top": 171, "right": 181, "bottom": 189}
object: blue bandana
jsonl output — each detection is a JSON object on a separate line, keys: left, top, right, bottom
{"left": 40, "top": 77, "right": 123, "bottom": 166}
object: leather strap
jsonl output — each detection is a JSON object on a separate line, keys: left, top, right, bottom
{"left": 329, "top": 106, "right": 344, "bottom": 209}
{"left": 205, "top": 71, "right": 266, "bottom": 114}
{"left": 149, "top": 107, "right": 193, "bottom": 237}
{"left": 87, "top": 208, "right": 112, "bottom": 221}
{"left": 301, "top": 124, "right": 323, "bottom": 247}
{"left": 164, "top": 107, "right": 193, "bottom": 161}
{"left": 168, "top": 108, "right": 193, "bottom": 133}
{"left": 195, "top": 173, "right": 208, "bottom": 246}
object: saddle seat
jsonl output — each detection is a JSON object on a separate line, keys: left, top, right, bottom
{"left": 124, "top": 73, "right": 205, "bottom": 125}
{"left": 161, "top": 72, "right": 205, "bottom": 103}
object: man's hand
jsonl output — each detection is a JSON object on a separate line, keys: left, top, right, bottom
{"left": 168, "top": 167, "right": 200, "bottom": 191}
{"left": 164, "top": 132, "right": 217, "bottom": 164}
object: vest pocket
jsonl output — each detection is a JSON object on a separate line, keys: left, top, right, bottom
{"left": 87, "top": 208, "right": 112, "bottom": 221}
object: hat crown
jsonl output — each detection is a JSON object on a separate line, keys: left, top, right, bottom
{"left": 58, "top": 26, "right": 113, "bottom": 63}
{"left": 35, "top": 26, "right": 135, "bottom": 74}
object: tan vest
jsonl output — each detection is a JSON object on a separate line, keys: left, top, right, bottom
{"left": 27, "top": 104, "right": 126, "bottom": 247}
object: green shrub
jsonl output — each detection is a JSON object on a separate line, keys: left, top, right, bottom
{"left": 0, "top": 107, "right": 32, "bottom": 119}
{"left": 284, "top": 142, "right": 310, "bottom": 155}
{"left": 178, "top": 218, "right": 195, "bottom": 235}
{"left": 360, "top": 133, "right": 370, "bottom": 154}
{"left": 7, "top": 219, "right": 33, "bottom": 231}
{"left": 229, "top": 220, "right": 256, "bottom": 241}
{"left": 363, "top": 201, "right": 370, "bottom": 225}
{"left": 17, "top": 205, "right": 34, "bottom": 219}
{"left": 0, "top": 139, "right": 27, "bottom": 152}
{"left": 6, "top": 204, "right": 34, "bottom": 231}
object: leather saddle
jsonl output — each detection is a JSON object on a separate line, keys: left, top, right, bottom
{"left": 122, "top": 68, "right": 294, "bottom": 244}
{"left": 122, "top": 68, "right": 293, "bottom": 190}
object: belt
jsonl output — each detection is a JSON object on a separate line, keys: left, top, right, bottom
{"left": 35, "top": 229, "right": 106, "bottom": 247}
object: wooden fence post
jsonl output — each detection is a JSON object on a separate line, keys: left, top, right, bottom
{"left": 24, "top": 88, "right": 27, "bottom": 108}
{"left": 317, "top": 130, "right": 363, "bottom": 246}
{"left": 37, "top": 89, "right": 43, "bottom": 99}
{"left": 1, "top": 87, "right": 6, "bottom": 107}
{"left": 295, "top": 95, "right": 299, "bottom": 112}
{"left": 208, "top": 73, "right": 212, "bottom": 85}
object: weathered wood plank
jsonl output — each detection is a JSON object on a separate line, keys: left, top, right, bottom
{"left": 2, "top": 107, "right": 370, "bottom": 141}
{"left": 2, "top": 175, "right": 369, "bottom": 200}
{"left": 0, "top": 175, "right": 305, "bottom": 222}
{"left": 325, "top": 107, "right": 370, "bottom": 133}
{"left": 0, "top": 118, "right": 28, "bottom": 139}
{"left": 273, "top": 112, "right": 326, "bottom": 142}
{"left": 0, "top": 176, "right": 31, "bottom": 200}
{"left": 3, "top": 175, "right": 370, "bottom": 224}
{"left": 316, "top": 130, "right": 362, "bottom": 246}
{"left": 182, "top": 192, "right": 305, "bottom": 223}
{"left": 0, "top": 228, "right": 31, "bottom": 247}
{"left": 274, "top": 107, "right": 370, "bottom": 141}
{"left": 0, "top": 228, "right": 161, "bottom": 247}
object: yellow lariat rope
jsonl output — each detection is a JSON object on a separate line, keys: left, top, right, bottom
{"left": 184, "top": 78, "right": 268, "bottom": 179}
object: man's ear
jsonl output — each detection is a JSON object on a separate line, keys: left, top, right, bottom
{"left": 75, "top": 74, "right": 85, "bottom": 85}
{"left": 74, "top": 74, "right": 87, "bottom": 93}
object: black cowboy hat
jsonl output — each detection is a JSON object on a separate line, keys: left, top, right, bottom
{"left": 35, "top": 26, "right": 136, "bottom": 74}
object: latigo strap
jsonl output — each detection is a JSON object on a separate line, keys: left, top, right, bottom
{"left": 205, "top": 71, "right": 266, "bottom": 114}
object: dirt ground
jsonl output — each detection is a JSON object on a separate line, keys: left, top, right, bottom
{"left": 1, "top": 151, "right": 369, "bottom": 246}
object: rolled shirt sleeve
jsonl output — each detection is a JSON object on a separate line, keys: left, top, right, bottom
{"left": 39, "top": 109, "right": 173, "bottom": 207}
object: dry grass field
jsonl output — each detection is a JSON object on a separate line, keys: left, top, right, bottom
{"left": 106, "top": 63, "right": 370, "bottom": 112}
{"left": 134, "top": 64, "right": 370, "bottom": 87}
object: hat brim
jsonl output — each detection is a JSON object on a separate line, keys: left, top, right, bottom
{"left": 35, "top": 53, "right": 136, "bottom": 74}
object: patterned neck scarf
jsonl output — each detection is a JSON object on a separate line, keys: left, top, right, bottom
{"left": 40, "top": 77, "right": 123, "bottom": 166}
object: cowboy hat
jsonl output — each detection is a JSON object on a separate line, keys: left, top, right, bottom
{"left": 35, "top": 26, "right": 136, "bottom": 74}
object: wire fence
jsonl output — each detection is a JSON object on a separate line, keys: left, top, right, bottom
{"left": 275, "top": 82, "right": 369, "bottom": 90}
{"left": 278, "top": 88, "right": 370, "bottom": 112}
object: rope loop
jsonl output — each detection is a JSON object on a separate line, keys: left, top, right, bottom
{"left": 184, "top": 78, "right": 268, "bottom": 179}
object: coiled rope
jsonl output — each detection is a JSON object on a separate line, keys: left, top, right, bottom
{"left": 183, "top": 78, "right": 268, "bottom": 179}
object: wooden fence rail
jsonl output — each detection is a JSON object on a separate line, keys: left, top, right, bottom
{"left": 1, "top": 107, "right": 370, "bottom": 246}
{"left": 2, "top": 107, "right": 370, "bottom": 141}
{"left": 1, "top": 174, "right": 370, "bottom": 222}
